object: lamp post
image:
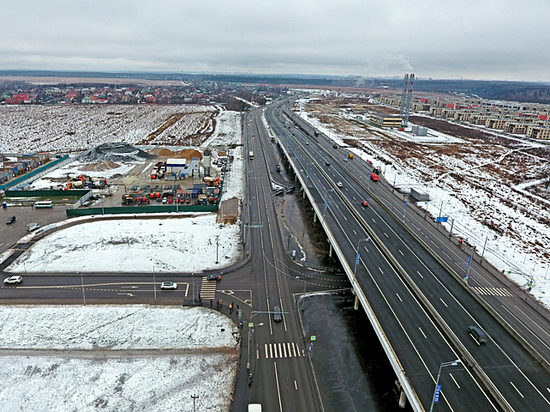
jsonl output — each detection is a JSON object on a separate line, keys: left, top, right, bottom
{"left": 152, "top": 266, "right": 157, "bottom": 302}
{"left": 429, "top": 359, "right": 461, "bottom": 412}
{"left": 353, "top": 238, "right": 371, "bottom": 279}
{"left": 323, "top": 188, "right": 335, "bottom": 218}
{"left": 79, "top": 271, "right": 86, "bottom": 306}
{"left": 215, "top": 235, "right": 220, "bottom": 264}
{"left": 191, "top": 393, "right": 199, "bottom": 412}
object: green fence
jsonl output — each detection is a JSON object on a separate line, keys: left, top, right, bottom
{"left": 66, "top": 204, "right": 218, "bottom": 217}
{"left": 5, "top": 189, "right": 91, "bottom": 198}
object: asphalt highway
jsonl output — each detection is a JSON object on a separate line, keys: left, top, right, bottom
{"left": 265, "top": 100, "right": 550, "bottom": 411}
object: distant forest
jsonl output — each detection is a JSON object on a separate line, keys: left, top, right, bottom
{"left": 2, "top": 70, "right": 550, "bottom": 104}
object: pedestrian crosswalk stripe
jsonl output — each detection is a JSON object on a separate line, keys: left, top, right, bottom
{"left": 264, "top": 342, "right": 304, "bottom": 359}
{"left": 200, "top": 277, "right": 217, "bottom": 300}
{"left": 473, "top": 286, "right": 513, "bottom": 297}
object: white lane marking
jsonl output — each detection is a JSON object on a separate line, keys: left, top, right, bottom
{"left": 440, "top": 298, "right": 448, "bottom": 307}
{"left": 265, "top": 344, "right": 268, "bottom": 359}
{"left": 399, "top": 250, "right": 404, "bottom": 256}
{"left": 274, "top": 362, "right": 283, "bottom": 412}
{"left": 294, "top": 380, "right": 298, "bottom": 390}
{"left": 353, "top": 230, "right": 357, "bottom": 235}
{"left": 384, "top": 232, "right": 389, "bottom": 237}
{"left": 396, "top": 293, "right": 403, "bottom": 302}
{"left": 417, "top": 271, "right": 424, "bottom": 278}
{"left": 449, "top": 373, "right": 461, "bottom": 389}
{"left": 257, "top": 348, "right": 260, "bottom": 360}
{"left": 510, "top": 381, "right": 524, "bottom": 398}
{"left": 419, "top": 327, "right": 427, "bottom": 339}
{"left": 379, "top": 267, "right": 384, "bottom": 274}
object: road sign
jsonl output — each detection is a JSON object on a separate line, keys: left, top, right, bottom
{"left": 434, "top": 385, "right": 442, "bottom": 403}
{"left": 356, "top": 253, "right": 361, "bottom": 265}
{"left": 311, "top": 336, "right": 316, "bottom": 341}
{"left": 436, "top": 216, "right": 448, "bottom": 223}
{"left": 403, "top": 201, "right": 408, "bottom": 211}
{"left": 248, "top": 323, "right": 254, "bottom": 328}
{"left": 466, "top": 255, "right": 472, "bottom": 267}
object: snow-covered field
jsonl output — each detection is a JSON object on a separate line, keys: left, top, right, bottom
{"left": 0, "top": 104, "right": 216, "bottom": 153}
{"left": 0, "top": 306, "right": 239, "bottom": 412}
{"left": 297, "top": 96, "right": 550, "bottom": 308}
{"left": 8, "top": 215, "right": 241, "bottom": 273}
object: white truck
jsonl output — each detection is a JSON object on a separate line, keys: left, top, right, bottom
{"left": 249, "top": 151, "right": 254, "bottom": 160}
{"left": 248, "top": 404, "right": 262, "bottom": 412}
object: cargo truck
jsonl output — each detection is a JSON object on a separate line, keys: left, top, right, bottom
{"left": 249, "top": 151, "right": 254, "bottom": 160}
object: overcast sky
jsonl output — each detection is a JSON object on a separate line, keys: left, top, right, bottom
{"left": 2, "top": 0, "right": 549, "bottom": 82}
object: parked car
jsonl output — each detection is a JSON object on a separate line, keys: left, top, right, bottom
{"left": 273, "top": 306, "right": 282, "bottom": 322}
{"left": 5, "top": 215, "right": 16, "bottom": 224}
{"left": 207, "top": 274, "right": 221, "bottom": 281}
{"left": 336, "top": 182, "right": 343, "bottom": 188}
{"left": 160, "top": 281, "right": 177, "bottom": 290}
{"left": 4, "top": 275, "right": 22, "bottom": 285}
{"left": 361, "top": 201, "right": 369, "bottom": 207}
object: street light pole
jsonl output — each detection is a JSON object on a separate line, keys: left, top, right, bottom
{"left": 353, "top": 238, "right": 371, "bottom": 279}
{"left": 153, "top": 267, "right": 157, "bottom": 302}
{"left": 79, "top": 272, "right": 86, "bottom": 306}
{"left": 323, "top": 188, "right": 334, "bottom": 218}
{"left": 217, "top": 233, "right": 222, "bottom": 263}
{"left": 429, "top": 359, "right": 461, "bottom": 412}
{"left": 191, "top": 393, "right": 199, "bottom": 412}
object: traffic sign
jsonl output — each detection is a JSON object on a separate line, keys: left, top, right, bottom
{"left": 311, "top": 336, "right": 316, "bottom": 341}
{"left": 434, "top": 385, "right": 442, "bottom": 403}
{"left": 248, "top": 323, "right": 254, "bottom": 328}
{"left": 466, "top": 255, "right": 472, "bottom": 267}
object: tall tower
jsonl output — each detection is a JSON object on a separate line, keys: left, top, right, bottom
{"left": 399, "top": 73, "right": 415, "bottom": 128}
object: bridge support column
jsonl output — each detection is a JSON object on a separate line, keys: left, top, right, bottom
{"left": 399, "top": 390, "right": 407, "bottom": 408}
{"left": 313, "top": 213, "right": 317, "bottom": 223}
{"left": 354, "top": 295, "right": 359, "bottom": 310}
{"left": 303, "top": 190, "right": 306, "bottom": 199}
{"left": 328, "top": 242, "right": 333, "bottom": 258}
{"left": 395, "top": 380, "right": 407, "bottom": 408}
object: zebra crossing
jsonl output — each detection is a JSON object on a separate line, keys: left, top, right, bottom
{"left": 472, "top": 286, "right": 513, "bottom": 297}
{"left": 200, "top": 277, "right": 217, "bottom": 300}
{"left": 263, "top": 342, "right": 304, "bottom": 359}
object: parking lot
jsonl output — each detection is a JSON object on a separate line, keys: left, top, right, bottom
{"left": 0, "top": 204, "right": 68, "bottom": 253}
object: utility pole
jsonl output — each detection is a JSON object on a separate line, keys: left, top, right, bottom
{"left": 215, "top": 235, "right": 220, "bottom": 264}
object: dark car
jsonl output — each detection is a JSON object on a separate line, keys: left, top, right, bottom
{"left": 273, "top": 306, "right": 282, "bottom": 322}
{"left": 325, "top": 161, "right": 331, "bottom": 166}
{"left": 5, "top": 216, "right": 16, "bottom": 224}
{"left": 468, "top": 326, "right": 487, "bottom": 344}
{"left": 207, "top": 274, "right": 221, "bottom": 281}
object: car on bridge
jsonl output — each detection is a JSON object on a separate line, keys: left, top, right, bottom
{"left": 4, "top": 275, "right": 22, "bottom": 285}
{"left": 370, "top": 173, "right": 379, "bottom": 182}
{"left": 336, "top": 182, "right": 343, "bottom": 188}
{"left": 361, "top": 201, "right": 369, "bottom": 207}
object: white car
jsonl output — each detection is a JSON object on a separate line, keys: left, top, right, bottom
{"left": 336, "top": 181, "right": 343, "bottom": 188}
{"left": 4, "top": 275, "right": 22, "bottom": 285}
{"left": 160, "top": 281, "right": 177, "bottom": 290}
